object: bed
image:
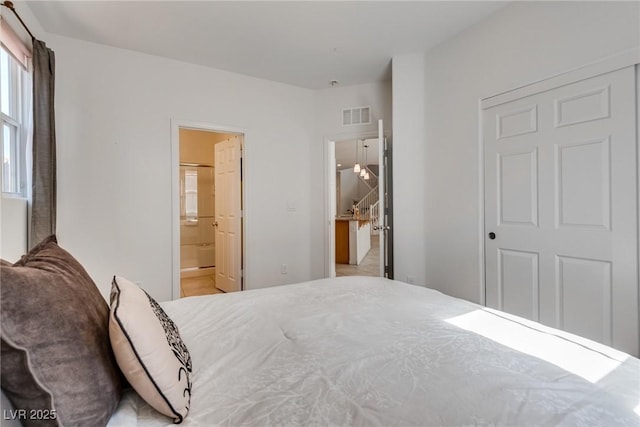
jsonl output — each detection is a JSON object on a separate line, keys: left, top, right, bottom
{"left": 2, "top": 238, "right": 638, "bottom": 427}
{"left": 106, "top": 276, "right": 639, "bottom": 426}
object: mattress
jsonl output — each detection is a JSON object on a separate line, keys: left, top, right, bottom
{"left": 107, "top": 276, "right": 640, "bottom": 426}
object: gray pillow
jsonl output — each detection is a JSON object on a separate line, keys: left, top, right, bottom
{"left": 1, "top": 389, "right": 23, "bottom": 427}
{"left": 1, "top": 235, "right": 123, "bottom": 427}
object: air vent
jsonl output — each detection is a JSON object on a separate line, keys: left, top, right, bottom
{"left": 342, "top": 106, "right": 371, "bottom": 126}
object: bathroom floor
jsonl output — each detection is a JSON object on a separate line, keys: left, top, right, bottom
{"left": 180, "top": 275, "right": 223, "bottom": 297}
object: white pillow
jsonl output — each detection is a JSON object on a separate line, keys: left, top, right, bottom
{"left": 109, "top": 276, "right": 192, "bottom": 423}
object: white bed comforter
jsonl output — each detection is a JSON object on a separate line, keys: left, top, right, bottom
{"left": 108, "top": 277, "right": 639, "bottom": 426}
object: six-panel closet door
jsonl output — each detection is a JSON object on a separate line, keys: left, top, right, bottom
{"left": 484, "top": 66, "right": 638, "bottom": 356}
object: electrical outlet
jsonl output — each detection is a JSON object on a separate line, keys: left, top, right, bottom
{"left": 280, "top": 264, "right": 288, "bottom": 274}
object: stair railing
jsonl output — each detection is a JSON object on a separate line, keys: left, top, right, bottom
{"left": 353, "top": 185, "right": 378, "bottom": 220}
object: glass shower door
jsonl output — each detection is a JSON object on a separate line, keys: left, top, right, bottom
{"left": 179, "top": 165, "right": 215, "bottom": 272}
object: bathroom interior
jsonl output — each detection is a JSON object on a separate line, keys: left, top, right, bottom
{"left": 179, "top": 128, "right": 235, "bottom": 297}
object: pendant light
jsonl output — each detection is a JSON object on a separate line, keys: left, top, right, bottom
{"left": 362, "top": 144, "right": 369, "bottom": 179}
{"left": 353, "top": 139, "right": 361, "bottom": 173}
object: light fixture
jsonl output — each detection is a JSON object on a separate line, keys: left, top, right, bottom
{"left": 353, "top": 139, "right": 361, "bottom": 173}
{"left": 361, "top": 143, "right": 369, "bottom": 179}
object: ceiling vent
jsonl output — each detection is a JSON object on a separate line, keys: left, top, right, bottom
{"left": 342, "top": 106, "right": 371, "bottom": 126}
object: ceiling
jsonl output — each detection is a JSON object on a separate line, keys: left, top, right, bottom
{"left": 26, "top": 1, "right": 507, "bottom": 89}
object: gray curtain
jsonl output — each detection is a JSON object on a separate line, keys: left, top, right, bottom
{"left": 29, "top": 40, "right": 56, "bottom": 248}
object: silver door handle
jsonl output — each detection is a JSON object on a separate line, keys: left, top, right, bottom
{"left": 373, "top": 225, "right": 391, "bottom": 231}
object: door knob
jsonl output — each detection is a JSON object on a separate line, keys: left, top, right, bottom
{"left": 488, "top": 232, "right": 496, "bottom": 240}
{"left": 213, "top": 221, "right": 219, "bottom": 227}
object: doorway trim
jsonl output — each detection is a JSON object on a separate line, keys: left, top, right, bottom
{"left": 170, "top": 119, "right": 248, "bottom": 300}
{"left": 323, "top": 130, "right": 378, "bottom": 278}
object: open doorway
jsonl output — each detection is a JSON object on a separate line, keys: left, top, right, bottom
{"left": 333, "top": 136, "right": 381, "bottom": 277}
{"left": 326, "top": 120, "right": 393, "bottom": 279}
{"left": 171, "top": 122, "right": 245, "bottom": 299}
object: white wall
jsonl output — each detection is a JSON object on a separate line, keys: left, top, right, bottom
{"left": 412, "top": 1, "right": 640, "bottom": 303}
{"left": 311, "top": 81, "right": 392, "bottom": 278}
{"left": 392, "top": 54, "right": 427, "bottom": 286}
{"left": 10, "top": 1, "right": 635, "bottom": 307}
{"left": 6, "top": 1, "right": 393, "bottom": 295}
{"left": 49, "top": 34, "right": 316, "bottom": 300}
{"left": 0, "top": 197, "right": 27, "bottom": 262}
{"left": 338, "top": 169, "right": 360, "bottom": 215}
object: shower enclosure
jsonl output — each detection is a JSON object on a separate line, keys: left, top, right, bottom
{"left": 180, "top": 164, "right": 215, "bottom": 277}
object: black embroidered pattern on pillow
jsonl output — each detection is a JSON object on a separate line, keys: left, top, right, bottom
{"left": 145, "top": 293, "right": 192, "bottom": 372}
{"left": 145, "top": 292, "right": 193, "bottom": 406}
{"left": 145, "top": 292, "right": 192, "bottom": 412}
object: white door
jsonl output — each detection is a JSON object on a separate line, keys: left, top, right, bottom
{"left": 377, "top": 120, "right": 387, "bottom": 277}
{"left": 328, "top": 140, "right": 337, "bottom": 278}
{"left": 215, "top": 136, "right": 242, "bottom": 292}
{"left": 484, "top": 66, "right": 638, "bottom": 356}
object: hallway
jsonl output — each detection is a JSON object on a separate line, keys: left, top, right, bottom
{"left": 336, "top": 238, "right": 380, "bottom": 277}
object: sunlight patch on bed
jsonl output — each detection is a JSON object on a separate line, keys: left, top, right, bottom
{"left": 446, "top": 309, "right": 627, "bottom": 384}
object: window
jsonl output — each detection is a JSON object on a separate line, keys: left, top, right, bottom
{"left": 1, "top": 40, "right": 30, "bottom": 196}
